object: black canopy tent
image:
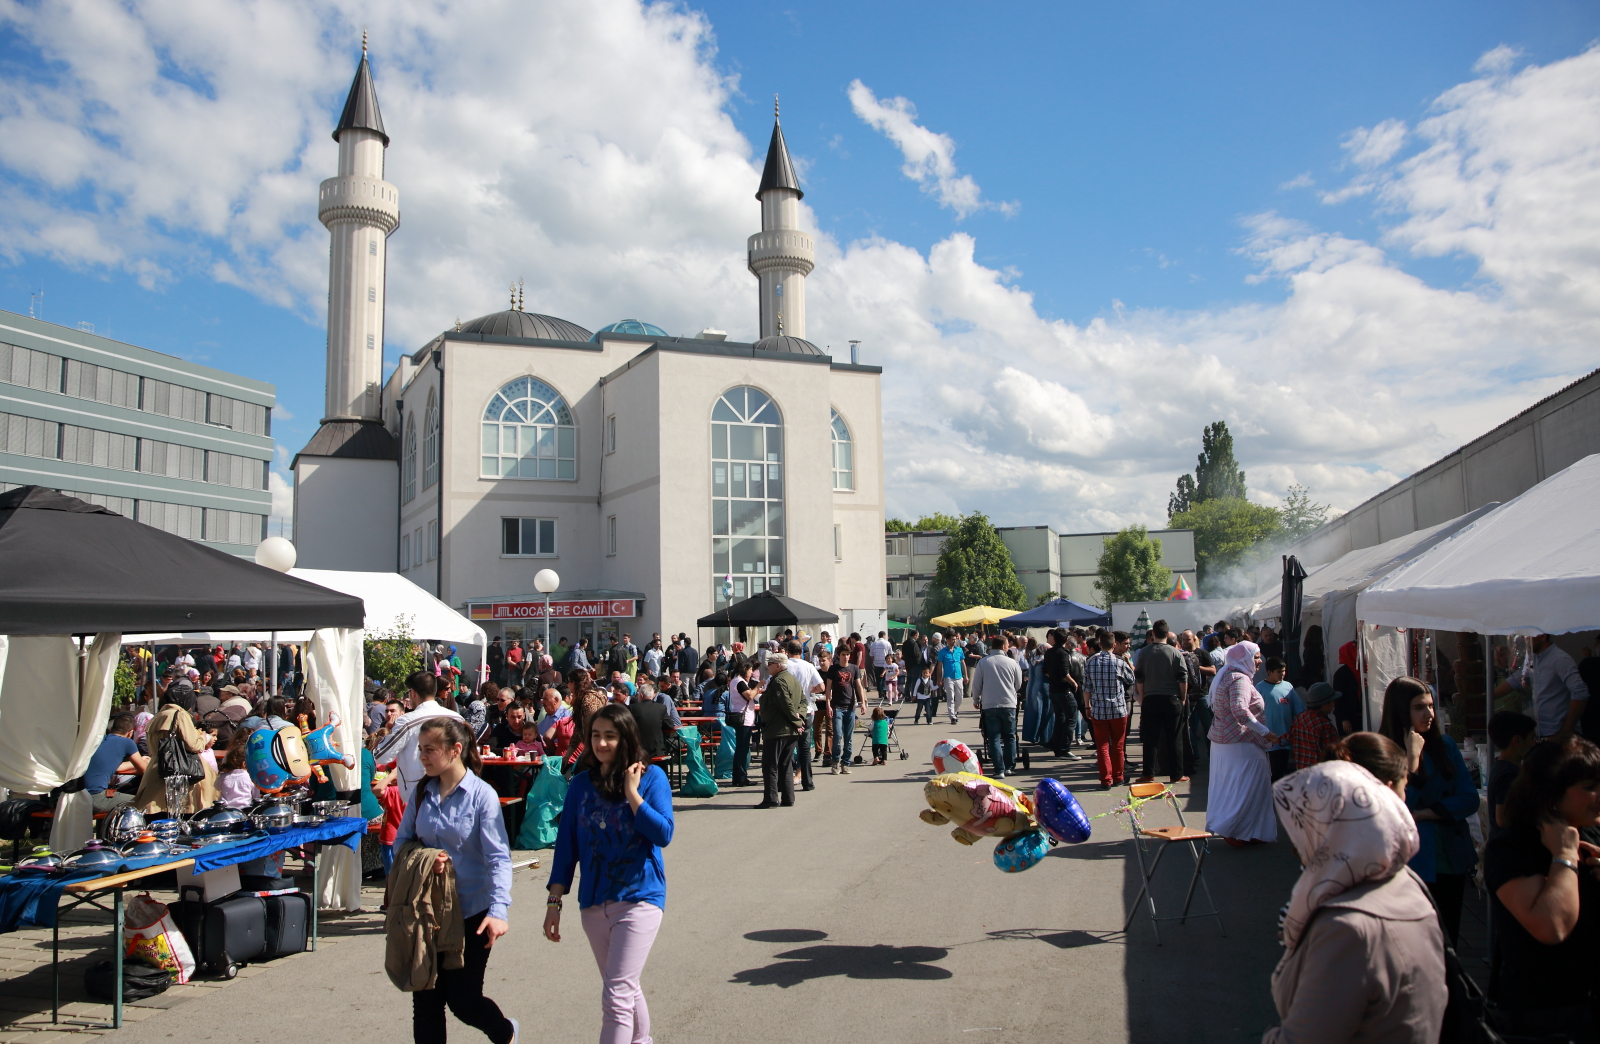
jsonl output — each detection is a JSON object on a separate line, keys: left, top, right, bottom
{"left": 696, "top": 590, "right": 838, "bottom": 640}
{"left": 0, "top": 487, "right": 365, "bottom": 635}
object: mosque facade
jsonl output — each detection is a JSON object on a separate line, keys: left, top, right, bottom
{"left": 293, "top": 51, "right": 887, "bottom": 649}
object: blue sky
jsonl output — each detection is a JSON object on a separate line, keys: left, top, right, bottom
{"left": 1, "top": 0, "right": 1597, "bottom": 532}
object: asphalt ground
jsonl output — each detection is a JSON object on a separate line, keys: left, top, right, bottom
{"left": 105, "top": 708, "right": 1302, "bottom": 1044}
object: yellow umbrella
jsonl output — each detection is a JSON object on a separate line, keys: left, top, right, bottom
{"left": 927, "top": 605, "right": 1021, "bottom": 628}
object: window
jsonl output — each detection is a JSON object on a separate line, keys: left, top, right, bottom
{"left": 885, "top": 534, "right": 909, "bottom": 556}
{"left": 369, "top": 240, "right": 378, "bottom": 256}
{"left": 204, "top": 450, "right": 268, "bottom": 490}
{"left": 205, "top": 508, "right": 266, "bottom": 546}
{"left": 368, "top": 287, "right": 376, "bottom": 303}
{"left": 0, "top": 413, "right": 59, "bottom": 459}
{"left": 834, "top": 524, "right": 842, "bottom": 561}
{"left": 414, "top": 527, "right": 424, "bottom": 564}
{"left": 403, "top": 413, "right": 417, "bottom": 503}
{"left": 830, "top": 408, "right": 854, "bottom": 490}
{"left": 427, "top": 519, "right": 439, "bottom": 560}
{"left": 887, "top": 579, "right": 912, "bottom": 600}
{"left": 402, "top": 533, "right": 411, "bottom": 570}
{"left": 502, "top": 517, "right": 557, "bottom": 557}
{"left": 605, "top": 415, "right": 616, "bottom": 455}
{"left": 422, "top": 390, "right": 439, "bottom": 489}
{"left": 367, "top": 333, "right": 376, "bottom": 350}
{"left": 711, "top": 386, "right": 785, "bottom": 607}
{"left": 480, "top": 376, "right": 577, "bottom": 480}
{"left": 606, "top": 515, "right": 617, "bottom": 556}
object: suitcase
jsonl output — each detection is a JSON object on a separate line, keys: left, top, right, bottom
{"left": 238, "top": 874, "right": 298, "bottom": 895}
{"left": 262, "top": 892, "right": 310, "bottom": 958}
{"left": 171, "top": 895, "right": 267, "bottom": 979}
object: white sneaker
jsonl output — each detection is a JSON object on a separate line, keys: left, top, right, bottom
{"left": 509, "top": 1017, "right": 519, "bottom": 1044}
{"left": 830, "top": 764, "right": 839, "bottom": 774}
{"left": 1062, "top": 751, "right": 1082, "bottom": 760}
{"left": 840, "top": 766, "right": 851, "bottom": 775}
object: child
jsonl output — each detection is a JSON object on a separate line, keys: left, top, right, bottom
{"left": 870, "top": 707, "right": 890, "bottom": 765}
{"left": 1486, "top": 710, "right": 1536, "bottom": 840}
{"left": 215, "top": 728, "right": 261, "bottom": 808}
{"left": 1287, "top": 682, "right": 1340, "bottom": 771}
{"left": 883, "top": 654, "right": 901, "bottom": 703}
{"left": 1255, "top": 656, "right": 1303, "bottom": 781}
{"left": 511, "top": 718, "right": 546, "bottom": 759}
{"left": 911, "top": 667, "right": 936, "bottom": 725}
{"left": 373, "top": 772, "right": 405, "bottom": 876}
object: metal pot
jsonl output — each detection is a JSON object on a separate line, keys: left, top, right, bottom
{"left": 14, "top": 847, "right": 64, "bottom": 873}
{"left": 189, "top": 803, "right": 249, "bottom": 837}
{"left": 312, "top": 800, "right": 348, "bottom": 819}
{"left": 63, "top": 841, "right": 123, "bottom": 873}
{"left": 103, "top": 805, "right": 147, "bottom": 843}
{"left": 118, "top": 833, "right": 173, "bottom": 860}
{"left": 145, "top": 817, "right": 182, "bottom": 842}
{"left": 249, "top": 801, "right": 296, "bottom": 832}
{"left": 290, "top": 814, "right": 321, "bottom": 828}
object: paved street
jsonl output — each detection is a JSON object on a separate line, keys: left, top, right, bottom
{"left": 75, "top": 712, "right": 1303, "bottom": 1044}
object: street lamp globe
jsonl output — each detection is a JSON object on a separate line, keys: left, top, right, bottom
{"left": 534, "top": 569, "right": 560, "bottom": 594}
{"left": 255, "top": 536, "right": 297, "bottom": 573}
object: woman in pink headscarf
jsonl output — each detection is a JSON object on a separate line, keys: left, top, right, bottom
{"left": 1206, "top": 640, "right": 1278, "bottom": 844}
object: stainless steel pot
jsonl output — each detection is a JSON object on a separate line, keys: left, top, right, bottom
{"left": 249, "top": 800, "right": 296, "bottom": 832}
{"left": 103, "top": 805, "right": 147, "bottom": 843}
{"left": 118, "top": 833, "right": 173, "bottom": 860}
{"left": 189, "top": 803, "right": 249, "bottom": 837}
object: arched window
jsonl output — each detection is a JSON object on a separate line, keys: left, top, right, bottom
{"left": 711, "top": 386, "right": 784, "bottom": 611}
{"left": 422, "top": 390, "right": 440, "bottom": 489}
{"left": 830, "top": 408, "right": 854, "bottom": 491}
{"left": 480, "top": 376, "right": 576, "bottom": 480}
{"left": 403, "top": 412, "right": 417, "bottom": 503}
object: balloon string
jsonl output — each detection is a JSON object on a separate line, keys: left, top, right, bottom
{"left": 1088, "top": 791, "right": 1163, "bottom": 824}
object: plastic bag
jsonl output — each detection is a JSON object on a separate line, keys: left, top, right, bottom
{"left": 714, "top": 721, "right": 736, "bottom": 780}
{"left": 124, "top": 893, "right": 195, "bottom": 984}
{"left": 515, "top": 756, "right": 569, "bottom": 850}
{"left": 676, "top": 726, "right": 718, "bottom": 798}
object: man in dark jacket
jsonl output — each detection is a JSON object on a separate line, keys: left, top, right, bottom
{"left": 623, "top": 687, "right": 671, "bottom": 761}
{"left": 757, "top": 652, "right": 807, "bottom": 809}
{"left": 1042, "top": 628, "right": 1082, "bottom": 760}
{"left": 676, "top": 637, "right": 698, "bottom": 677}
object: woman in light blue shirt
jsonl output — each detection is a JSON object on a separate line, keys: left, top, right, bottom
{"left": 394, "top": 717, "right": 516, "bottom": 1044}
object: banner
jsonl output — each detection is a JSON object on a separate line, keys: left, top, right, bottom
{"left": 469, "top": 598, "right": 638, "bottom": 620}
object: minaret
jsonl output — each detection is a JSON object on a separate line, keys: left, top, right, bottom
{"left": 748, "top": 97, "right": 814, "bottom": 340}
{"left": 318, "top": 35, "right": 400, "bottom": 422}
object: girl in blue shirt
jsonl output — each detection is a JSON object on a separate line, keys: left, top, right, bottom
{"left": 546, "top": 704, "right": 674, "bottom": 1044}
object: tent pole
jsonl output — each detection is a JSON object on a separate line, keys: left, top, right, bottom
{"left": 270, "top": 631, "right": 278, "bottom": 697}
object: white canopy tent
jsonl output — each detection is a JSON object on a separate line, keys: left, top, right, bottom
{"left": 1358, "top": 453, "right": 1600, "bottom": 636}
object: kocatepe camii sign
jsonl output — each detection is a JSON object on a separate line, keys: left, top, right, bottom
{"left": 469, "top": 599, "right": 639, "bottom": 620}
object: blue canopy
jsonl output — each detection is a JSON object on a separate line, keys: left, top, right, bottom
{"left": 999, "top": 598, "right": 1110, "bottom": 628}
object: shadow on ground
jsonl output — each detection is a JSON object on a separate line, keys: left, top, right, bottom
{"left": 731, "top": 929, "right": 953, "bottom": 988}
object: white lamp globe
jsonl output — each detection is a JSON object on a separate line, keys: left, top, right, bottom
{"left": 255, "top": 536, "right": 297, "bottom": 573}
{"left": 534, "top": 569, "right": 560, "bottom": 594}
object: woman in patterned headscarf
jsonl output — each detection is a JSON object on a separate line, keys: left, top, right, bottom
{"left": 1206, "top": 640, "right": 1278, "bottom": 845}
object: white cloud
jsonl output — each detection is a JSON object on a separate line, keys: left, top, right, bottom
{"left": 0, "top": 15, "right": 1595, "bottom": 550}
{"left": 846, "top": 80, "right": 1016, "bottom": 219}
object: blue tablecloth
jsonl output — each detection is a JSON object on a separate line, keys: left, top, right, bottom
{"left": 0, "top": 817, "right": 366, "bottom": 932}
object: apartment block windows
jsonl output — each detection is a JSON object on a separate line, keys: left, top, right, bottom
{"left": 887, "top": 579, "right": 912, "bottom": 600}
{"left": 607, "top": 515, "right": 617, "bottom": 556}
{"left": 502, "top": 517, "right": 556, "bottom": 557}
{"left": 427, "top": 520, "right": 439, "bottom": 561}
{"left": 605, "top": 415, "right": 616, "bottom": 455}
{"left": 402, "top": 533, "right": 411, "bottom": 570}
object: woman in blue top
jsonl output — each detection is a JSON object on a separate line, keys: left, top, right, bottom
{"left": 393, "top": 717, "right": 516, "bottom": 1044}
{"left": 1379, "top": 675, "right": 1479, "bottom": 946}
{"left": 545, "top": 704, "right": 674, "bottom": 1044}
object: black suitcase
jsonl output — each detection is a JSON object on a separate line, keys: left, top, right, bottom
{"left": 238, "top": 875, "right": 298, "bottom": 895}
{"left": 262, "top": 892, "right": 310, "bottom": 958}
{"left": 172, "top": 895, "right": 267, "bottom": 978}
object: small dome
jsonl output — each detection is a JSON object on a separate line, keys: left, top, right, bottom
{"left": 753, "top": 335, "right": 823, "bottom": 356}
{"left": 592, "top": 320, "right": 669, "bottom": 340}
{"left": 457, "top": 310, "right": 592, "bottom": 342}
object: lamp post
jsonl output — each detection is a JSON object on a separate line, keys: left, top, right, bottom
{"left": 255, "top": 537, "right": 297, "bottom": 696}
{"left": 534, "top": 569, "right": 560, "bottom": 655}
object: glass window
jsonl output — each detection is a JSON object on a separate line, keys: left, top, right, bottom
{"left": 831, "top": 408, "right": 854, "bottom": 490}
{"left": 502, "top": 517, "right": 557, "bottom": 556}
{"left": 422, "top": 390, "right": 440, "bottom": 489}
{"left": 710, "top": 386, "right": 784, "bottom": 612}
{"left": 480, "top": 376, "right": 577, "bottom": 480}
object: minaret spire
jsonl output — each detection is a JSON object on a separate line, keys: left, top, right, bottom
{"left": 317, "top": 42, "right": 400, "bottom": 423}
{"left": 748, "top": 97, "right": 814, "bottom": 342}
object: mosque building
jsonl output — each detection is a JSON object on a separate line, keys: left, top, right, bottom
{"left": 292, "top": 48, "right": 887, "bottom": 650}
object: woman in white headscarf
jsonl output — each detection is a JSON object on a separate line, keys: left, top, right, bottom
{"left": 1263, "top": 758, "right": 1446, "bottom": 1044}
{"left": 1206, "top": 640, "right": 1278, "bottom": 844}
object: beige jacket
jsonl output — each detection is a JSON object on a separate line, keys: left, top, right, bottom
{"left": 1263, "top": 869, "right": 1447, "bottom": 1044}
{"left": 135, "top": 702, "right": 219, "bottom": 814}
{"left": 385, "top": 840, "right": 465, "bottom": 992}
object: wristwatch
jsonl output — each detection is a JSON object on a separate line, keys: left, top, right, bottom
{"left": 1551, "top": 857, "right": 1580, "bottom": 875}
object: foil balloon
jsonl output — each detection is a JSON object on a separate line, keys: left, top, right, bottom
{"left": 303, "top": 712, "right": 356, "bottom": 770}
{"left": 1034, "top": 778, "right": 1092, "bottom": 845}
{"left": 920, "top": 772, "right": 1038, "bottom": 845}
{"left": 993, "top": 830, "right": 1050, "bottom": 873}
{"left": 931, "top": 739, "right": 980, "bottom": 776}
{"left": 247, "top": 724, "right": 312, "bottom": 795}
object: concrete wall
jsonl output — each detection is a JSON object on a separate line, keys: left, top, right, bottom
{"left": 830, "top": 365, "right": 887, "bottom": 619}
{"left": 1282, "top": 367, "right": 1600, "bottom": 570}
{"left": 1059, "top": 528, "right": 1198, "bottom": 605}
{"left": 292, "top": 456, "right": 397, "bottom": 570}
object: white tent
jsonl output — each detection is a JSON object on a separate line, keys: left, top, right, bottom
{"left": 1358, "top": 453, "right": 1600, "bottom": 636}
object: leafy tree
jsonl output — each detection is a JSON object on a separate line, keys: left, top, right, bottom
{"left": 885, "top": 518, "right": 912, "bottom": 532}
{"left": 1168, "top": 473, "right": 1197, "bottom": 519}
{"left": 1279, "top": 484, "right": 1332, "bottom": 540}
{"left": 923, "top": 513, "right": 1027, "bottom": 619}
{"left": 1168, "top": 497, "right": 1282, "bottom": 588}
{"left": 114, "top": 657, "right": 137, "bottom": 705}
{"left": 1035, "top": 589, "right": 1061, "bottom": 606}
{"left": 1170, "top": 420, "right": 1247, "bottom": 519}
{"left": 1093, "top": 527, "right": 1174, "bottom": 606}
{"left": 363, "top": 616, "right": 422, "bottom": 691}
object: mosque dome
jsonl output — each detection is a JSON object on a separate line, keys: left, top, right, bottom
{"left": 752, "top": 334, "right": 823, "bottom": 356}
{"left": 592, "top": 320, "right": 669, "bottom": 341}
{"left": 457, "top": 310, "right": 592, "bottom": 342}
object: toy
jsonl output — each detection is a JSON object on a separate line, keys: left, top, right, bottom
{"left": 993, "top": 830, "right": 1050, "bottom": 872}
{"left": 1034, "top": 778, "right": 1092, "bottom": 844}
{"left": 919, "top": 772, "right": 1038, "bottom": 845}
{"left": 930, "top": 739, "right": 980, "bottom": 776}
{"left": 302, "top": 712, "right": 356, "bottom": 770}
{"left": 247, "top": 724, "right": 312, "bottom": 795}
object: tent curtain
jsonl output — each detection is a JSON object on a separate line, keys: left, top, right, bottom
{"left": 0, "top": 633, "right": 120, "bottom": 853}
{"left": 1361, "top": 624, "right": 1408, "bottom": 732}
{"left": 305, "top": 627, "right": 364, "bottom": 792}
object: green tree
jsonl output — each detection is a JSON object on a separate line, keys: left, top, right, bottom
{"left": 923, "top": 513, "right": 1027, "bottom": 619}
{"left": 885, "top": 518, "right": 912, "bottom": 532}
{"left": 1279, "top": 483, "right": 1332, "bottom": 540}
{"left": 1093, "top": 527, "right": 1174, "bottom": 606}
{"left": 1035, "top": 589, "right": 1061, "bottom": 606}
{"left": 1168, "top": 497, "right": 1283, "bottom": 588}
{"left": 1168, "top": 473, "right": 1197, "bottom": 519}
{"left": 113, "top": 657, "right": 137, "bottom": 705}
{"left": 1195, "top": 421, "right": 1247, "bottom": 502}
{"left": 363, "top": 616, "right": 422, "bottom": 691}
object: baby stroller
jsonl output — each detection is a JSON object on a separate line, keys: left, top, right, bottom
{"left": 852, "top": 707, "right": 910, "bottom": 763}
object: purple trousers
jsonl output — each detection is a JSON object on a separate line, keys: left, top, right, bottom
{"left": 580, "top": 900, "right": 662, "bottom": 1044}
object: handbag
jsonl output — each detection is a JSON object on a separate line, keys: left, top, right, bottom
{"left": 157, "top": 727, "right": 204, "bottom": 780}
